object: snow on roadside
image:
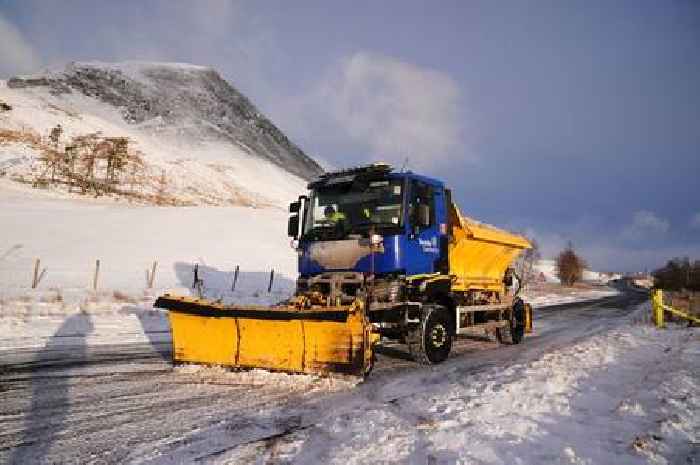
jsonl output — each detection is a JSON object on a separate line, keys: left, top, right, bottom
{"left": 0, "top": 285, "right": 624, "bottom": 352}
{"left": 227, "top": 303, "right": 698, "bottom": 465}
{"left": 522, "top": 286, "right": 621, "bottom": 308}
{"left": 0, "top": 284, "right": 294, "bottom": 351}
{"left": 0, "top": 189, "right": 297, "bottom": 350}
{"left": 0, "top": 185, "right": 299, "bottom": 350}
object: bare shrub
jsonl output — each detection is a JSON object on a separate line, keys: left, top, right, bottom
{"left": 556, "top": 242, "right": 586, "bottom": 287}
{"left": 7, "top": 128, "right": 150, "bottom": 200}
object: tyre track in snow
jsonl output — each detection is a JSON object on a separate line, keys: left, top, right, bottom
{"left": 0, "top": 291, "right": 647, "bottom": 464}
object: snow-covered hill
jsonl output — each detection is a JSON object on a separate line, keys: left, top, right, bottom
{"left": 0, "top": 61, "right": 322, "bottom": 207}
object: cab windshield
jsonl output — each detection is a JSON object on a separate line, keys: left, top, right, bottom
{"left": 303, "top": 177, "right": 404, "bottom": 240}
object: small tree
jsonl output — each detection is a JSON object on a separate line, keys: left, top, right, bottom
{"left": 556, "top": 242, "right": 586, "bottom": 286}
{"left": 49, "top": 124, "right": 63, "bottom": 147}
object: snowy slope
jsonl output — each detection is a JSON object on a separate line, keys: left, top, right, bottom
{"left": 0, "top": 179, "right": 297, "bottom": 301}
{"left": 0, "top": 61, "right": 321, "bottom": 208}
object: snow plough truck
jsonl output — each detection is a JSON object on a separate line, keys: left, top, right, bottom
{"left": 155, "top": 163, "right": 533, "bottom": 377}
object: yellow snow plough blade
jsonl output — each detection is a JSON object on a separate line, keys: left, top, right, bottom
{"left": 154, "top": 295, "right": 378, "bottom": 376}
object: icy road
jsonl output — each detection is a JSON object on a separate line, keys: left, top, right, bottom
{"left": 1, "top": 292, "right": 698, "bottom": 465}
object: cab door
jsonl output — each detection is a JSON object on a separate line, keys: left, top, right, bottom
{"left": 404, "top": 180, "right": 442, "bottom": 275}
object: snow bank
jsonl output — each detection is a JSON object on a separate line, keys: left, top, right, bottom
{"left": 522, "top": 286, "right": 621, "bottom": 307}
{"left": 235, "top": 304, "right": 698, "bottom": 465}
{"left": 0, "top": 307, "right": 169, "bottom": 350}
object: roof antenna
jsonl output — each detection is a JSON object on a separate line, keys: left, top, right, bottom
{"left": 400, "top": 157, "right": 409, "bottom": 173}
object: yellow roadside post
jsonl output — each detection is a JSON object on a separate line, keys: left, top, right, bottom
{"left": 652, "top": 289, "right": 665, "bottom": 328}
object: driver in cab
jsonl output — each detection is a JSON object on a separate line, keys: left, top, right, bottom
{"left": 324, "top": 205, "right": 346, "bottom": 224}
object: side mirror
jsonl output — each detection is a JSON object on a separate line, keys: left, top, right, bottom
{"left": 289, "top": 201, "right": 301, "bottom": 213}
{"left": 418, "top": 204, "right": 430, "bottom": 227}
{"left": 288, "top": 215, "right": 299, "bottom": 238}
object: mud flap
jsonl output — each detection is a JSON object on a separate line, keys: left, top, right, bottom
{"left": 524, "top": 303, "right": 533, "bottom": 334}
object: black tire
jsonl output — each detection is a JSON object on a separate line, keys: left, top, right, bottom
{"left": 406, "top": 304, "right": 453, "bottom": 364}
{"left": 497, "top": 298, "right": 526, "bottom": 345}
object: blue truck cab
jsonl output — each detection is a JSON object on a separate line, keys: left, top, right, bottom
{"left": 290, "top": 163, "right": 450, "bottom": 279}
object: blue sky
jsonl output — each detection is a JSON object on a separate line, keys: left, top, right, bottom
{"left": 1, "top": 0, "right": 699, "bottom": 271}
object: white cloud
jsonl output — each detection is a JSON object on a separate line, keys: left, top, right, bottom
{"left": 0, "top": 13, "right": 41, "bottom": 77}
{"left": 621, "top": 210, "right": 670, "bottom": 241}
{"left": 287, "top": 52, "right": 466, "bottom": 170}
{"left": 516, "top": 212, "right": 682, "bottom": 272}
{"left": 691, "top": 212, "right": 700, "bottom": 229}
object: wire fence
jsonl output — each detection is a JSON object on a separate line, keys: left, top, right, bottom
{"left": 0, "top": 255, "right": 295, "bottom": 303}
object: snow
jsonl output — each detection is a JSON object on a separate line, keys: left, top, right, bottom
{"left": 0, "top": 179, "right": 296, "bottom": 297}
{"left": 14, "top": 61, "right": 213, "bottom": 81}
{"left": 72, "top": 60, "right": 213, "bottom": 78}
{"left": 218, "top": 303, "right": 698, "bottom": 465}
{"left": 174, "top": 365, "right": 360, "bottom": 392}
{"left": 1, "top": 285, "right": 697, "bottom": 464}
{"left": 0, "top": 176, "right": 301, "bottom": 352}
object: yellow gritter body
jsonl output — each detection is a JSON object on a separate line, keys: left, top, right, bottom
{"left": 448, "top": 201, "right": 531, "bottom": 294}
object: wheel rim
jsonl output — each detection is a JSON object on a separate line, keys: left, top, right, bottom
{"left": 430, "top": 323, "right": 447, "bottom": 348}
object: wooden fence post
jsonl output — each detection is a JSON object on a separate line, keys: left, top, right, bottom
{"left": 192, "top": 264, "right": 203, "bottom": 298}
{"left": 32, "top": 258, "right": 40, "bottom": 289}
{"left": 268, "top": 269, "right": 275, "bottom": 293}
{"left": 146, "top": 261, "right": 157, "bottom": 288}
{"left": 231, "top": 265, "right": 239, "bottom": 292}
{"left": 93, "top": 259, "right": 100, "bottom": 291}
{"left": 30, "top": 258, "right": 46, "bottom": 289}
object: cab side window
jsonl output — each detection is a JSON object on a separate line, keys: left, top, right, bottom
{"left": 409, "top": 181, "right": 435, "bottom": 230}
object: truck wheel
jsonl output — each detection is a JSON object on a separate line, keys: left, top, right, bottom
{"left": 497, "top": 299, "right": 525, "bottom": 345}
{"left": 407, "top": 305, "right": 453, "bottom": 364}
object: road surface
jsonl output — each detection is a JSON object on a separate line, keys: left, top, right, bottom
{"left": 1, "top": 292, "right": 675, "bottom": 464}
